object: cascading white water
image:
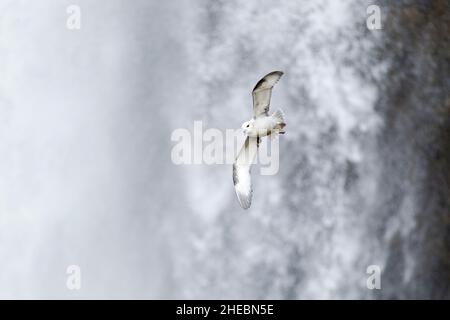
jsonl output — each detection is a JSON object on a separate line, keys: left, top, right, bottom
{"left": 171, "top": 0, "right": 388, "bottom": 299}
{"left": 1, "top": 0, "right": 448, "bottom": 299}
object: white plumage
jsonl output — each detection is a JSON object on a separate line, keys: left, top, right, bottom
{"left": 233, "top": 71, "right": 286, "bottom": 209}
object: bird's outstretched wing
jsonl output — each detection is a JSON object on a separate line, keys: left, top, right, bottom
{"left": 233, "top": 136, "right": 259, "bottom": 209}
{"left": 252, "top": 71, "right": 283, "bottom": 118}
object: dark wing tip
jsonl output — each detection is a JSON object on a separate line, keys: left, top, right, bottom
{"left": 270, "top": 70, "right": 284, "bottom": 76}
{"left": 252, "top": 71, "right": 284, "bottom": 92}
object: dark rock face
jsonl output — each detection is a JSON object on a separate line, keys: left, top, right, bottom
{"left": 371, "top": 0, "right": 450, "bottom": 299}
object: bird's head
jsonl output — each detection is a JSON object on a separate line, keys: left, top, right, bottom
{"left": 241, "top": 120, "right": 254, "bottom": 135}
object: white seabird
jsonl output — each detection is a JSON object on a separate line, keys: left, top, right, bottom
{"left": 233, "top": 71, "right": 286, "bottom": 209}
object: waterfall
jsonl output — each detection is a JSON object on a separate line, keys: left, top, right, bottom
{"left": 173, "top": 0, "right": 450, "bottom": 299}
{"left": 174, "top": 0, "right": 383, "bottom": 299}
{"left": 0, "top": 0, "right": 448, "bottom": 299}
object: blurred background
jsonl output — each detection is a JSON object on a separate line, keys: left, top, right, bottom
{"left": 0, "top": 0, "right": 448, "bottom": 299}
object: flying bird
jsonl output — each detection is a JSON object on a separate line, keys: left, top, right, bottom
{"left": 233, "top": 71, "right": 286, "bottom": 209}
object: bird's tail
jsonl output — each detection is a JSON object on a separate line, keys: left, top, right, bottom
{"left": 272, "top": 109, "right": 286, "bottom": 134}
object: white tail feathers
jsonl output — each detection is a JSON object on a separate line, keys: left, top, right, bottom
{"left": 272, "top": 109, "right": 285, "bottom": 124}
{"left": 272, "top": 109, "right": 284, "bottom": 123}
{"left": 272, "top": 109, "right": 286, "bottom": 134}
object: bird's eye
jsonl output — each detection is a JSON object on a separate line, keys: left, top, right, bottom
{"left": 246, "top": 124, "right": 249, "bottom": 128}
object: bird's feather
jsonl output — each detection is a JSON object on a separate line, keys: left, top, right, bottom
{"left": 233, "top": 136, "right": 259, "bottom": 209}
{"left": 252, "top": 71, "right": 283, "bottom": 118}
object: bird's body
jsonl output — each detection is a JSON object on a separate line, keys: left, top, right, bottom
{"left": 233, "top": 71, "right": 286, "bottom": 209}
{"left": 242, "top": 110, "right": 286, "bottom": 138}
